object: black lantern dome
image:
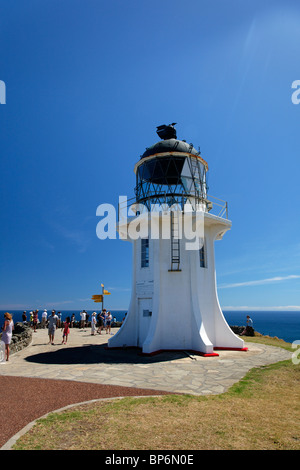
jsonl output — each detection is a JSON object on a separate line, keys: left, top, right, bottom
{"left": 134, "top": 124, "right": 208, "bottom": 210}
{"left": 141, "top": 139, "right": 199, "bottom": 160}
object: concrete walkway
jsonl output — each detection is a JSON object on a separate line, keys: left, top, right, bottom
{"left": 0, "top": 327, "right": 292, "bottom": 395}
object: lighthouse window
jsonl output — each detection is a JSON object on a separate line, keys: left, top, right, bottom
{"left": 199, "top": 244, "right": 206, "bottom": 268}
{"left": 141, "top": 238, "right": 149, "bottom": 268}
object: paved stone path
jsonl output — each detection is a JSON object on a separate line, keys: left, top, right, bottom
{"left": 0, "top": 327, "right": 292, "bottom": 395}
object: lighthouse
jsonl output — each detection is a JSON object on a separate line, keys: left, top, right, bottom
{"left": 108, "top": 124, "right": 246, "bottom": 356}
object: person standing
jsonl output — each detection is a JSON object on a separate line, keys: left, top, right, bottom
{"left": 105, "top": 311, "right": 112, "bottom": 335}
{"left": 57, "top": 312, "right": 62, "bottom": 328}
{"left": 22, "top": 311, "right": 27, "bottom": 324}
{"left": 91, "top": 312, "right": 97, "bottom": 335}
{"left": 48, "top": 310, "right": 58, "bottom": 345}
{"left": 41, "top": 309, "right": 48, "bottom": 328}
{"left": 97, "top": 311, "right": 104, "bottom": 334}
{"left": 80, "top": 310, "right": 86, "bottom": 329}
{"left": 102, "top": 309, "right": 107, "bottom": 333}
{"left": 32, "top": 310, "right": 39, "bottom": 332}
{"left": 1, "top": 312, "right": 14, "bottom": 361}
{"left": 70, "top": 313, "right": 75, "bottom": 328}
{"left": 61, "top": 317, "right": 70, "bottom": 344}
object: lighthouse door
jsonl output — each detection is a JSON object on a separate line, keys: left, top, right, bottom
{"left": 137, "top": 298, "right": 152, "bottom": 347}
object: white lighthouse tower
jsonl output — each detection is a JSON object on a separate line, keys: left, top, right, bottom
{"left": 108, "top": 124, "right": 246, "bottom": 356}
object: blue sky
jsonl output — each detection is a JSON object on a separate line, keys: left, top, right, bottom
{"left": 0, "top": 0, "right": 300, "bottom": 312}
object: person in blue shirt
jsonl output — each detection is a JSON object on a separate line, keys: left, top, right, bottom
{"left": 241, "top": 315, "right": 253, "bottom": 335}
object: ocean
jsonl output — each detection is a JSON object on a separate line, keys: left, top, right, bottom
{"left": 0, "top": 310, "right": 128, "bottom": 326}
{"left": 1, "top": 309, "right": 299, "bottom": 344}
{"left": 223, "top": 310, "right": 300, "bottom": 344}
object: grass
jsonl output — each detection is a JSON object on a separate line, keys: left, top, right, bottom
{"left": 244, "top": 331, "right": 295, "bottom": 351}
{"left": 13, "top": 336, "right": 300, "bottom": 451}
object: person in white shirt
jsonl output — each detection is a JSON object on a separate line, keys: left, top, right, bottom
{"left": 41, "top": 309, "right": 48, "bottom": 329}
{"left": 105, "top": 311, "right": 112, "bottom": 335}
{"left": 80, "top": 310, "right": 86, "bottom": 329}
{"left": 48, "top": 310, "right": 58, "bottom": 345}
{"left": 91, "top": 312, "right": 97, "bottom": 335}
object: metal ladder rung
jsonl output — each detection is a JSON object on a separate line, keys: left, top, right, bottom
{"left": 170, "top": 212, "right": 180, "bottom": 270}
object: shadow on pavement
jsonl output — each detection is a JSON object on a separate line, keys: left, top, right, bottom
{"left": 25, "top": 344, "right": 187, "bottom": 365}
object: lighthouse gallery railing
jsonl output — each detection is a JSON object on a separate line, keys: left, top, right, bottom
{"left": 118, "top": 194, "right": 228, "bottom": 221}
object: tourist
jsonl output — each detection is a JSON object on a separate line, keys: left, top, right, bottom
{"left": 1, "top": 312, "right": 14, "bottom": 361}
{"left": 91, "top": 312, "right": 97, "bottom": 335}
{"left": 32, "top": 310, "right": 38, "bottom": 332}
{"left": 57, "top": 312, "right": 62, "bottom": 328}
{"left": 61, "top": 317, "right": 70, "bottom": 344}
{"left": 97, "top": 311, "right": 104, "bottom": 334}
{"left": 102, "top": 309, "right": 107, "bottom": 332}
{"left": 80, "top": 310, "right": 86, "bottom": 329}
{"left": 41, "top": 309, "right": 47, "bottom": 328}
{"left": 48, "top": 310, "right": 58, "bottom": 345}
{"left": 22, "top": 311, "right": 27, "bottom": 324}
{"left": 241, "top": 315, "right": 254, "bottom": 335}
{"left": 105, "top": 311, "right": 112, "bottom": 335}
{"left": 70, "top": 313, "right": 75, "bottom": 328}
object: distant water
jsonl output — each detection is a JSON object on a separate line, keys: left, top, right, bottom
{"left": 0, "top": 310, "right": 127, "bottom": 325}
{"left": 0, "top": 309, "right": 299, "bottom": 344}
{"left": 223, "top": 310, "right": 300, "bottom": 344}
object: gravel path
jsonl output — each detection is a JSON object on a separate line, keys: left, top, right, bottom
{"left": 0, "top": 375, "right": 170, "bottom": 449}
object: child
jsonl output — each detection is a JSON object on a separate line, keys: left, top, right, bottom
{"left": 62, "top": 316, "right": 70, "bottom": 344}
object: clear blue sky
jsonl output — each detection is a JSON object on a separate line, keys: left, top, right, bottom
{"left": 0, "top": 0, "right": 300, "bottom": 311}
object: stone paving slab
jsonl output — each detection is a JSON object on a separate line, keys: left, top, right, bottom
{"left": 0, "top": 327, "right": 292, "bottom": 396}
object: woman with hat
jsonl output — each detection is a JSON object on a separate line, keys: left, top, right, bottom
{"left": 1, "top": 312, "right": 14, "bottom": 361}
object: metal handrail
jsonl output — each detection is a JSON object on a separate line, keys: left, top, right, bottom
{"left": 118, "top": 193, "right": 228, "bottom": 221}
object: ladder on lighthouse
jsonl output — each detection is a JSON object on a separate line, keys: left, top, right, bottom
{"left": 170, "top": 211, "right": 181, "bottom": 271}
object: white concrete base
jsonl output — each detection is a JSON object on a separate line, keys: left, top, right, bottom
{"left": 108, "top": 211, "right": 245, "bottom": 355}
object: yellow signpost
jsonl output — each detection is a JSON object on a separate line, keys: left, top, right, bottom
{"left": 92, "top": 285, "right": 111, "bottom": 310}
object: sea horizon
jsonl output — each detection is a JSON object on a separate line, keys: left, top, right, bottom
{"left": 1, "top": 309, "right": 299, "bottom": 344}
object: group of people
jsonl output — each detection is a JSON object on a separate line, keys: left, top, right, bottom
{"left": 20, "top": 308, "right": 115, "bottom": 346}
{"left": 95, "top": 309, "right": 113, "bottom": 335}
{"left": 47, "top": 309, "right": 115, "bottom": 343}
{"left": 22, "top": 309, "right": 64, "bottom": 330}
{"left": 79, "top": 309, "right": 114, "bottom": 334}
